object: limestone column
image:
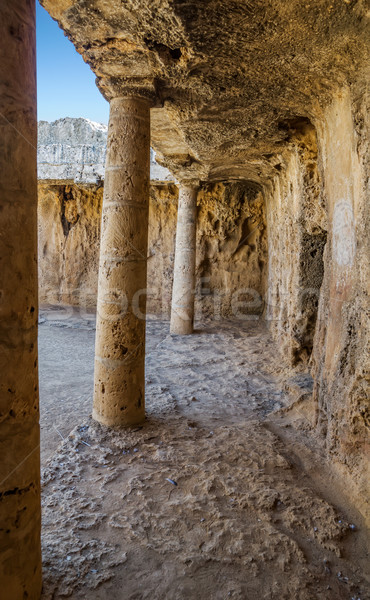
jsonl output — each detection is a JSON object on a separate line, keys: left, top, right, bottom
{"left": 93, "top": 97, "right": 150, "bottom": 426}
{"left": 0, "top": 1, "right": 42, "bottom": 599}
{"left": 170, "top": 184, "right": 198, "bottom": 334}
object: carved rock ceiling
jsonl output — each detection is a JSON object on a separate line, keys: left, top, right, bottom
{"left": 41, "top": 0, "right": 369, "bottom": 183}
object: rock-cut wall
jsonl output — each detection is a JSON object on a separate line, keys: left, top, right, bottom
{"left": 266, "top": 88, "right": 369, "bottom": 522}
{"left": 38, "top": 181, "right": 103, "bottom": 308}
{"left": 266, "top": 119, "right": 327, "bottom": 366}
{"left": 38, "top": 181, "right": 267, "bottom": 319}
{"left": 311, "top": 90, "right": 369, "bottom": 521}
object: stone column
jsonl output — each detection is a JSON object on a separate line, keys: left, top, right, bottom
{"left": 170, "top": 184, "right": 198, "bottom": 334}
{"left": 93, "top": 97, "right": 150, "bottom": 426}
{"left": 0, "top": 1, "right": 42, "bottom": 599}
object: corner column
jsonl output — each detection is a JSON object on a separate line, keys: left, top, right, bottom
{"left": 170, "top": 183, "right": 198, "bottom": 334}
{"left": 93, "top": 96, "right": 150, "bottom": 426}
{"left": 0, "top": 1, "right": 42, "bottom": 598}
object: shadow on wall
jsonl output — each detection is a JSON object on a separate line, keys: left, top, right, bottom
{"left": 266, "top": 117, "right": 328, "bottom": 367}
{"left": 265, "top": 92, "right": 369, "bottom": 522}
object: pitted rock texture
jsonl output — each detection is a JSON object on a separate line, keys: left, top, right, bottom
{"left": 264, "top": 93, "right": 369, "bottom": 521}
{"left": 38, "top": 0, "right": 369, "bottom": 531}
{"left": 310, "top": 91, "right": 370, "bottom": 523}
{"left": 38, "top": 181, "right": 103, "bottom": 308}
{"left": 38, "top": 180, "right": 267, "bottom": 318}
{"left": 40, "top": 0, "right": 369, "bottom": 183}
{"left": 266, "top": 119, "right": 327, "bottom": 367}
{"left": 38, "top": 118, "right": 173, "bottom": 183}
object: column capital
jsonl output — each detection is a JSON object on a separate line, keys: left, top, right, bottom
{"left": 97, "top": 77, "right": 160, "bottom": 107}
{"left": 178, "top": 179, "right": 201, "bottom": 189}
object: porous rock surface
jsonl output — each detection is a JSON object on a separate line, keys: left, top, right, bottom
{"left": 39, "top": 0, "right": 369, "bottom": 526}
{"left": 38, "top": 180, "right": 267, "bottom": 318}
{"left": 41, "top": 0, "right": 369, "bottom": 183}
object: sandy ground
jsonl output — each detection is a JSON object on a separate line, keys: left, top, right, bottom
{"left": 39, "top": 309, "right": 369, "bottom": 599}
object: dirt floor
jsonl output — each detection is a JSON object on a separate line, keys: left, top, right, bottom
{"left": 39, "top": 308, "right": 369, "bottom": 600}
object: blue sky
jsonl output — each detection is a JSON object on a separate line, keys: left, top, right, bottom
{"left": 36, "top": 2, "right": 109, "bottom": 124}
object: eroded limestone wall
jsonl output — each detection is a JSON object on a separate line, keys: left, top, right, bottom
{"left": 38, "top": 181, "right": 103, "bottom": 308}
{"left": 265, "top": 90, "right": 369, "bottom": 521}
{"left": 38, "top": 181, "right": 267, "bottom": 319}
{"left": 311, "top": 89, "right": 369, "bottom": 520}
{"left": 196, "top": 183, "right": 267, "bottom": 319}
{"left": 265, "top": 121, "right": 327, "bottom": 366}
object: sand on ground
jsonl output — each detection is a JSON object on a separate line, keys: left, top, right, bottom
{"left": 38, "top": 308, "right": 370, "bottom": 599}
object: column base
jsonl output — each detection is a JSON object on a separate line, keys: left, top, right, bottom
{"left": 92, "top": 408, "right": 145, "bottom": 427}
{"left": 170, "top": 317, "right": 194, "bottom": 335}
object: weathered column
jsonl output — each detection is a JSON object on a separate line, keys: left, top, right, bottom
{"left": 170, "top": 183, "right": 198, "bottom": 334}
{"left": 93, "top": 97, "right": 150, "bottom": 426}
{"left": 0, "top": 1, "right": 42, "bottom": 599}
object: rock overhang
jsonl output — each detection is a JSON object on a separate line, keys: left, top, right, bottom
{"left": 40, "top": 0, "right": 369, "bottom": 184}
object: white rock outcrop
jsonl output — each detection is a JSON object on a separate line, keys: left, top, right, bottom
{"left": 37, "top": 117, "right": 174, "bottom": 183}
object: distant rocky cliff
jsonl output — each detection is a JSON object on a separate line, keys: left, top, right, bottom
{"left": 37, "top": 117, "right": 174, "bottom": 183}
